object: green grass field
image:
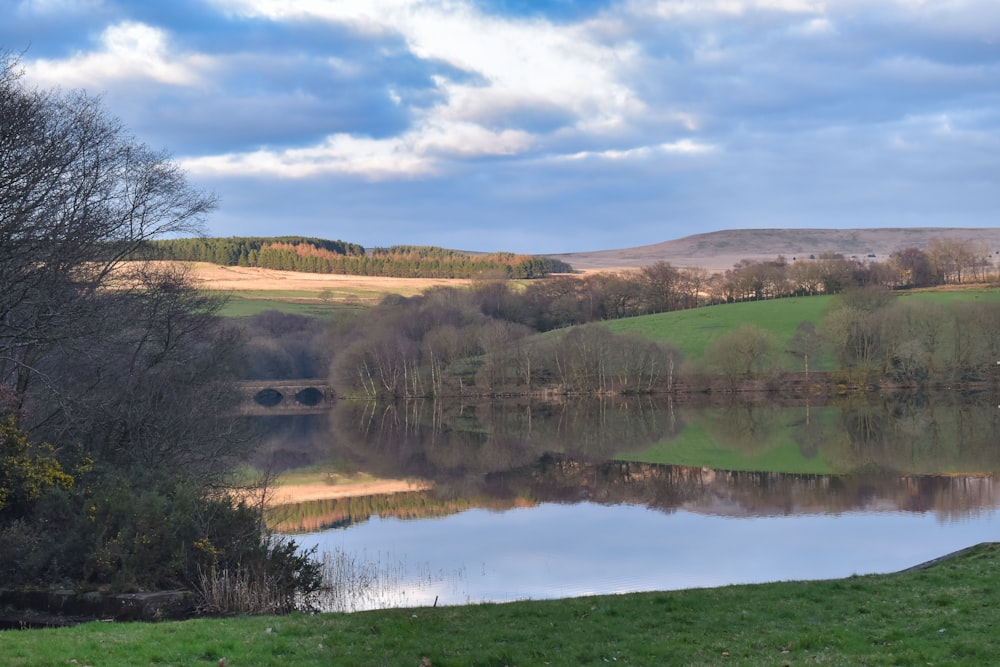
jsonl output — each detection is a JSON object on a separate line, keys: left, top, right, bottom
{"left": 5, "top": 543, "right": 999, "bottom": 666}
{"left": 604, "top": 295, "right": 834, "bottom": 361}
{"left": 215, "top": 296, "right": 361, "bottom": 318}
{"left": 604, "top": 288, "right": 1000, "bottom": 363}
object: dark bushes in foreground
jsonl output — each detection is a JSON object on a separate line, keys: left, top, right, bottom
{"left": 0, "top": 444, "right": 321, "bottom": 611}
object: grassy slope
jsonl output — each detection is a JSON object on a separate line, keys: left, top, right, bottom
{"left": 603, "top": 288, "right": 1000, "bottom": 364}
{"left": 605, "top": 295, "right": 834, "bottom": 362}
{"left": 216, "top": 296, "right": 360, "bottom": 318}
{"left": 607, "top": 289, "right": 1000, "bottom": 472}
{"left": 5, "top": 543, "right": 999, "bottom": 666}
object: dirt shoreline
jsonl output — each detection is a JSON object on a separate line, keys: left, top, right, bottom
{"left": 267, "top": 479, "right": 432, "bottom": 506}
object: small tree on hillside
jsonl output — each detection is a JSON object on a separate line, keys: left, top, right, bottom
{"left": 788, "top": 321, "right": 823, "bottom": 377}
{"left": 703, "top": 324, "right": 782, "bottom": 390}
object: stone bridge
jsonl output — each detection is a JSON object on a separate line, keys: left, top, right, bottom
{"left": 237, "top": 380, "right": 334, "bottom": 415}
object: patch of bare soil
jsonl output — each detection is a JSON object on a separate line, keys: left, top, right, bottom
{"left": 267, "top": 479, "right": 432, "bottom": 507}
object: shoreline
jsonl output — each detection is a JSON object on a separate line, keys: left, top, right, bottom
{"left": 266, "top": 478, "right": 433, "bottom": 507}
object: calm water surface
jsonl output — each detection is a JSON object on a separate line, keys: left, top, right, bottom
{"left": 297, "top": 502, "right": 998, "bottom": 611}
{"left": 259, "top": 393, "right": 1000, "bottom": 610}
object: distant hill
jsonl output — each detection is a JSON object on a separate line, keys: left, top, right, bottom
{"left": 547, "top": 228, "right": 1000, "bottom": 272}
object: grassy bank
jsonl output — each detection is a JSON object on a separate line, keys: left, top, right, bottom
{"left": 604, "top": 288, "right": 1000, "bottom": 362}
{"left": 5, "top": 543, "right": 999, "bottom": 666}
{"left": 606, "top": 295, "right": 834, "bottom": 362}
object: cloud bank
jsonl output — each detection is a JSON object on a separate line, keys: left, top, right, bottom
{"left": 5, "top": 0, "right": 998, "bottom": 251}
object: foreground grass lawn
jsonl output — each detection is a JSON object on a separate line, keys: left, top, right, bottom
{"left": 5, "top": 543, "right": 999, "bottom": 666}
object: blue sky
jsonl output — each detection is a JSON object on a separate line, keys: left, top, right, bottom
{"left": 5, "top": 0, "right": 999, "bottom": 253}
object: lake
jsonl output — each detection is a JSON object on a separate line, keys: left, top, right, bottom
{"left": 256, "top": 392, "right": 1000, "bottom": 611}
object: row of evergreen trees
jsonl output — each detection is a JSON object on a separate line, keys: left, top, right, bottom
{"left": 140, "top": 236, "right": 364, "bottom": 266}
{"left": 140, "top": 237, "right": 573, "bottom": 278}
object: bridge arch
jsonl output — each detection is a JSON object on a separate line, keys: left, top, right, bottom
{"left": 241, "top": 381, "right": 334, "bottom": 413}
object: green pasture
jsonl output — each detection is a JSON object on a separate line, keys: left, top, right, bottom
{"left": 208, "top": 284, "right": 426, "bottom": 318}
{"left": 603, "top": 288, "right": 1000, "bottom": 363}
{"left": 215, "top": 296, "right": 359, "bottom": 318}
{"left": 208, "top": 289, "right": 373, "bottom": 318}
{"left": 604, "top": 295, "right": 834, "bottom": 361}
{"left": 5, "top": 543, "right": 999, "bottom": 666}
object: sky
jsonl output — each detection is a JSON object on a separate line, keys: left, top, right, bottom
{"left": 4, "top": 0, "right": 999, "bottom": 254}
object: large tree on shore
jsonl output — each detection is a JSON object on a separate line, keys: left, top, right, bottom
{"left": 0, "top": 55, "right": 322, "bottom": 603}
{"left": 0, "top": 53, "right": 216, "bottom": 416}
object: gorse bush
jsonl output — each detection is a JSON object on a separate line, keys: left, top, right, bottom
{"left": 0, "top": 417, "right": 76, "bottom": 515}
{"left": 0, "top": 458, "right": 321, "bottom": 610}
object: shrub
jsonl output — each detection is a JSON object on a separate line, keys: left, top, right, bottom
{"left": 0, "top": 462, "right": 321, "bottom": 613}
{"left": 0, "top": 417, "right": 76, "bottom": 516}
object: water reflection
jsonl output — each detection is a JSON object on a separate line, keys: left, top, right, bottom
{"left": 258, "top": 392, "right": 1000, "bottom": 609}
{"left": 257, "top": 392, "right": 1000, "bottom": 480}
{"left": 302, "top": 504, "right": 999, "bottom": 611}
{"left": 269, "top": 462, "right": 998, "bottom": 534}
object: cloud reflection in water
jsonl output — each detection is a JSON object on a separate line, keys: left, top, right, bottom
{"left": 299, "top": 501, "right": 999, "bottom": 611}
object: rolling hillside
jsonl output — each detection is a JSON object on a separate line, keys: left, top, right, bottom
{"left": 547, "top": 227, "right": 1000, "bottom": 271}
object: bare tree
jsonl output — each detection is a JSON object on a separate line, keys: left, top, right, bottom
{"left": 676, "top": 266, "right": 709, "bottom": 307}
{"left": 820, "top": 288, "right": 893, "bottom": 380}
{"left": 788, "top": 259, "right": 825, "bottom": 295}
{"left": 890, "top": 247, "right": 936, "bottom": 288}
{"left": 927, "top": 238, "right": 986, "bottom": 285}
{"left": 703, "top": 324, "right": 782, "bottom": 390}
{"left": 788, "top": 321, "right": 822, "bottom": 376}
{"left": 1, "top": 54, "right": 216, "bottom": 415}
{"left": 639, "top": 261, "right": 681, "bottom": 313}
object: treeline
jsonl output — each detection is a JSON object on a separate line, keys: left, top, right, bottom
{"left": 716, "top": 238, "right": 996, "bottom": 301}
{"left": 327, "top": 286, "right": 681, "bottom": 398}
{"left": 309, "top": 281, "right": 1000, "bottom": 399}
{"left": 460, "top": 241, "right": 995, "bottom": 332}
{"left": 367, "top": 245, "right": 573, "bottom": 278}
{"left": 823, "top": 289, "right": 1000, "bottom": 385}
{"left": 141, "top": 236, "right": 365, "bottom": 266}
{"left": 139, "top": 237, "right": 573, "bottom": 278}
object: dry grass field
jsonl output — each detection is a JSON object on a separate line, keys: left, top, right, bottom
{"left": 176, "top": 261, "right": 471, "bottom": 295}
{"left": 159, "top": 227, "right": 1000, "bottom": 294}
{"left": 145, "top": 261, "right": 473, "bottom": 316}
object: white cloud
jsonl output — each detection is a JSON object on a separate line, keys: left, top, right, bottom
{"left": 198, "top": 0, "right": 663, "bottom": 176}
{"left": 560, "top": 138, "right": 715, "bottom": 161}
{"left": 180, "top": 122, "right": 534, "bottom": 179}
{"left": 181, "top": 134, "right": 432, "bottom": 179}
{"left": 235, "top": 0, "right": 640, "bottom": 123}
{"left": 26, "top": 21, "right": 212, "bottom": 88}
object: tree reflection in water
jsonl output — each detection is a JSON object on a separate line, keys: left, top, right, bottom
{"left": 259, "top": 392, "right": 1000, "bottom": 609}
{"left": 264, "top": 391, "right": 1000, "bottom": 532}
